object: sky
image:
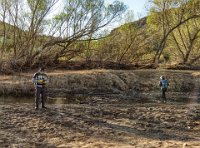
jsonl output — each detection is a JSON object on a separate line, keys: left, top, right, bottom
{"left": 105, "top": 0, "right": 149, "bottom": 19}
{"left": 104, "top": 0, "right": 149, "bottom": 29}
{"left": 54, "top": 0, "right": 149, "bottom": 20}
{"left": 51, "top": 0, "right": 150, "bottom": 30}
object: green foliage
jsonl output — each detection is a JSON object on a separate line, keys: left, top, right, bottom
{"left": 53, "top": 12, "right": 70, "bottom": 21}
{"left": 27, "top": 0, "right": 49, "bottom": 12}
{"left": 1, "top": 0, "right": 200, "bottom": 70}
{"left": 107, "top": 0, "right": 127, "bottom": 14}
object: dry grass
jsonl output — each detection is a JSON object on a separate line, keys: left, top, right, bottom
{"left": 0, "top": 69, "right": 198, "bottom": 100}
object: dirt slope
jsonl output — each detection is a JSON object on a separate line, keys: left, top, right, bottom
{"left": 0, "top": 69, "right": 198, "bottom": 101}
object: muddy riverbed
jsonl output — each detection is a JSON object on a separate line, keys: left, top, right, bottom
{"left": 0, "top": 69, "right": 200, "bottom": 147}
{"left": 0, "top": 97, "right": 199, "bottom": 148}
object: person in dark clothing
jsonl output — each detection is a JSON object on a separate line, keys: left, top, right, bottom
{"left": 32, "top": 67, "right": 49, "bottom": 110}
{"left": 159, "top": 76, "right": 169, "bottom": 102}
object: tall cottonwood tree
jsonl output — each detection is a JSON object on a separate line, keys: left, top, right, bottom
{"left": 169, "top": 18, "right": 200, "bottom": 64}
{"left": 0, "top": 0, "right": 126, "bottom": 70}
{"left": 0, "top": 0, "right": 58, "bottom": 69}
{"left": 148, "top": 0, "right": 200, "bottom": 66}
{"left": 36, "top": 0, "right": 126, "bottom": 65}
{"left": 20, "top": 0, "right": 58, "bottom": 66}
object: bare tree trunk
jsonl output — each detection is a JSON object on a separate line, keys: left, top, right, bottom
{"left": 1, "top": 0, "right": 7, "bottom": 55}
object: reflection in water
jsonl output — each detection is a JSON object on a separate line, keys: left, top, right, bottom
{"left": 0, "top": 96, "right": 34, "bottom": 104}
{"left": 0, "top": 94, "right": 199, "bottom": 105}
{"left": 0, "top": 96, "right": 69, "bottom": 105}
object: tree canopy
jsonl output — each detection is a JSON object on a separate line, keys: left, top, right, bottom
{"left": 1, "top": 0, "right": 200, "bottom": 72}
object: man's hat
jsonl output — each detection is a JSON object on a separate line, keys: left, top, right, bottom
{"left": 160, "top": 76, "right": 165, "bottom": 79}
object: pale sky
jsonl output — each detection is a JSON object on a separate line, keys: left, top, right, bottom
{"left": 106, "top": 0, "right": 149, "bottom": 19}
{"left": 54, "top": 0, "right": 149, "bottom": 20}
{"left": 104, "top": 0, "right": 149, "bottom": 30}
{"left": 51, "top": 0, "right": 150, "bottom": 31}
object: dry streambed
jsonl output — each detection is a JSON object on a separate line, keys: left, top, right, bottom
{"left": 0, "top": 70, "right": 200, "bottom": 147}
{"left": 0, "top": 99, "right": 199, "bottom": 148}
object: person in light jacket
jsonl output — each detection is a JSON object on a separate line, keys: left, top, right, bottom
{"left": 32, "top": 67, "right": 49, "bottom": 110}
{"left": 159, "top": 76, "right": 169, "bottom": 102}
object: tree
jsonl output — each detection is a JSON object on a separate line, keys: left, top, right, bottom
{"left": 0, "top": 0, "right": 58, "bottom": 70}
{"left": 147, "top": 0, "right": 200, "bottom": 66}
{"left": 169, "top": 18, "right": 200, "bottom": 64}
{"left": 0, "top": 0, "right": 126, "bottom": 70}
{"left": 35, "top": 0, "right": 127, "bottom": 65}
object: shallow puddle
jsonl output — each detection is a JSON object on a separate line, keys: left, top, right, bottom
{"left": 0, "top": 96, "right": 69, "bottom": 105}
{"left": 0, "top": 94, "right": 199, "bottom": 105}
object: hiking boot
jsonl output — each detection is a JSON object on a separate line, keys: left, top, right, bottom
{"left": 42, "top": 106, "right": 47, "bottom": 111}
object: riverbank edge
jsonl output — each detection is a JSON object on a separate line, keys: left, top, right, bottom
{"left": 0, "top": 69, "right": 199, "bottom": 102}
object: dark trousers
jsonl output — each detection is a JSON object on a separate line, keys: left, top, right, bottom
{"left": 161, "top": 88, "right": 167, "bottom": 101}
{"left": 35, "top": 86, "right": 46, "bottom": 108}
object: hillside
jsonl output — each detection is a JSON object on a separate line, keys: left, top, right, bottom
{"left": 110, "top": 17, "right": 147, "bottom": 35}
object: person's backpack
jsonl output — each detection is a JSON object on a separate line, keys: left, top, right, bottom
{"left": 161, "top": 79, "right": 168, "bottom": 89}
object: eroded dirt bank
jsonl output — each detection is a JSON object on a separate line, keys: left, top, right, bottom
{"left": 0, "top": 69, "right": 199, "bottom": 101}
{"left": 0, "top": 99, "right": 200, "bottom": 148}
